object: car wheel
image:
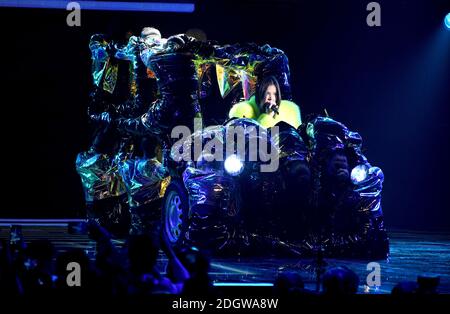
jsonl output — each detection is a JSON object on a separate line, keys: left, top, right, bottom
{"left": 162, "top": 179, "right": 189, "bottom": 246}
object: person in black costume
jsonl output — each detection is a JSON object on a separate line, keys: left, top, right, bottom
{"left": 111, "top": 34, "right": 203, "bottom": 138}
{"left": 301, "top": 116, "right": 389, "bottom": 259}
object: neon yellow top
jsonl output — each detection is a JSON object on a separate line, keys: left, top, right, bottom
{"left": 257, "top": 100, "right": 301, "bottom": 129}
{"left": 228, "top": 96, "right": 260, "bottom": 120}
{"left": 228, "top": 96, "right": 301, "bottom": 129}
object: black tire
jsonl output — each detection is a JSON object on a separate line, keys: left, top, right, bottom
{"left": 161, "top": 179, "right": 189, "bottom": 247}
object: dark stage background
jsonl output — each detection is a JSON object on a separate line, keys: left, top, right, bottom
{"left": 1, "top": 0, "right": 449, "bottom": 231}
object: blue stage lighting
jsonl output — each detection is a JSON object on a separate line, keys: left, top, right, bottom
{"left": 445, "top": 13, "right": 450, "bottom": 30}
{"left": 0, "top": 1, "right": 195, "bottom": 13}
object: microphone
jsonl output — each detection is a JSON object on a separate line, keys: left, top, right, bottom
{"left": 264, "top": 102, "right": 279, "bottom": 117}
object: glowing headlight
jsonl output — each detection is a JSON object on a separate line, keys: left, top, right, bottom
{"left": 351, "top": 164, "right": 368, "bottom": 184}
{"left": 224, "top": 154, "right": 244, "bottom": 176}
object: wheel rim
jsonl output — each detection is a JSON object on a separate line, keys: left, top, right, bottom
{"left": 164, "top": 190, "right": 184, "bottom": 243}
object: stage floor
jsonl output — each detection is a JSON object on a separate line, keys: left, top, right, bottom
{"left": 1, "top": 220, "right": 449, "bottom": 294}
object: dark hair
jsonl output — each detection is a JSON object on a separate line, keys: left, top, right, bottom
{"left": 322, "top": 266, "right": 359, "bottom": 295}
{"left": 274, "top": 272, "right": 305, "bottom": 294}
{"left": 255, "top": 76, "right": 281, "bottom": 109}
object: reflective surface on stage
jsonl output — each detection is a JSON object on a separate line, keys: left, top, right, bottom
{"left": 1, "top": 221, "right": 449, "bottom": 294}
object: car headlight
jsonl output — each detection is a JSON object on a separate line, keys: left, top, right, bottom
{"left": 351, "top": 164, "right": 368, "bottom": 184}
{"left": 224, "top": 154, "right": 244, "bottom": 176}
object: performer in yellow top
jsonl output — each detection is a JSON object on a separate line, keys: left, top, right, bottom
{"left": 228, "top": 76, "right": 301, "bottom": 129}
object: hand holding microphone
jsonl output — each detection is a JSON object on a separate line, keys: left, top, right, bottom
{"left": 264, "top": 100, "right": 279, "bottom": 117}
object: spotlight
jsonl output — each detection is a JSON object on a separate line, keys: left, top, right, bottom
{"left": 445, "top": 13, "right": 450, "bottom": 30}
